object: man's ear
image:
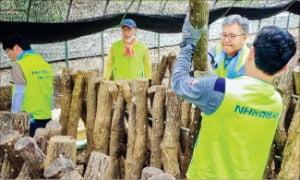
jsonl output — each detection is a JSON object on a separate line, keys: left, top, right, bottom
{"left": 247, "top": 47, "right": 255, "bottom": 62}
{"left": 13, "top": 44, "right": 20, "bottom": 51}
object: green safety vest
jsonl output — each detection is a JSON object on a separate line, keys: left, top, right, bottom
{"left": 112, "top": 40, "right": 147, "bottom": 81}
{"left": 214, "top": 44, "right": 249, "bottom": 78}
{"left": 187, "top": 76, "right": 282, "bottom": 179}
{"left": 17, "top": 54, "right": 53, "bottom": 119}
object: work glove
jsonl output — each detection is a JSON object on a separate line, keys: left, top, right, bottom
{"left": 182, "top": 14, "right": 207, "bottom": 46}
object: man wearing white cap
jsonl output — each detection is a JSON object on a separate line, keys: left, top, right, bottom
{"left": 104, "top": 18, "right": 152, "bottom": 81}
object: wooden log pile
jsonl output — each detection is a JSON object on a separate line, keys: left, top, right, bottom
{"left": 265, "top": 57, "right": 300, "bottom": 179}
{"left": 0, "top": 111, "right": 81, "bottom": 179}
{"left": 0, "top": 54, "right": 298, "bottom": 179}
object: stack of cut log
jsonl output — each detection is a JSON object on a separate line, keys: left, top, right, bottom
{"left": 1, "top": 54, "right": 298, "bottom": 179}
{"left": 57, "top": 53, "right": 198, "bottom": 179}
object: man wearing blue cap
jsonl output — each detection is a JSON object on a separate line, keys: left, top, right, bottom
{"left": 104, "top": 18, "right": 152, "bottom": 81}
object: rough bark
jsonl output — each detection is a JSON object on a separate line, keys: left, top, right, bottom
{"left": 0, "top": 112, "right": 30, "bottom": 136}
{"left": 93, "top": 80, "right": 115, "bottom": 154}
{"left": 0, "top": 156, "right": 13, "bottom": 179}
{"left": 61, "top": 170, "right": 84, "bottom": 180}
{"left": 67, "top": 71, "right": 85, "bottom": 138}
{"left": 84, "top": 151, "right": 110, "bottom": 180}
{"left": 14, "top": 137, "right": 46, "bottom": 178}
{"left": 0, "top": 131, "right": 23, "bottom": 174}
{"left": 141, "top": 167, "right": 163, "bottom": 180}
{"left": 180, "top": 106, "right": 201, "bottom": 177}
{"left": 277, "top": 100, "right": 300, "bottom": 180}
{"left": 149, "top": 173, "right": 176, "bottom": 180}
{"left": 152, "top": 55, "right": 168, "bottom": 85}
{"left": 46, "top": 120, "right": 62, "bottom": 137}
{"left": 106, "top": 94, "right": 125, "bottom": 180}
{"left": 293, "top": 65, "right": 300, "bottom": 95}
{"left": 130, "top": 79, "right": 149, "bottom": 179}
{"left": 34, "top": 128, "right": 50, "bottom": 154}
{"left": 167, "top": 52, "right": 177, "bottom": 88}
{"left": 44, "top": 136, "right": 77, "bottom": 170}
{"left": 263, "top": 144, "right": 276, "bottom": 179}
{"left": 150, "top": 86, "right": 167, "bottom": 168}
{"left": 59, "top": 68, "right": 73, "bottom": 135}
{"left": 275, "top": 63, "right": 295, "bottom": 154}
{"left": 189, "top": 0, "right": 209, "bottom": 73}
{"left": 125, "top": 97, "right": 136, "bottom": 179}
{"left": 161, "top": 90, "right": 182, "bottom": 178}
{"left": 180, "top": 100, "right": 192, "bottom": 128}
{"left": 43, "top": 157, "right": 75, "bottom": 179}
{"left": 15, "top": 162, "right": 31, "bottom": 180}
{"left": 117, "top": 81, "right": 132, "bottom": 105}
{"left": 86, "top": 71, "right": 98, "bottom": 156}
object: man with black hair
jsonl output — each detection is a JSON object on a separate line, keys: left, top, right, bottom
{"left": 172, "top": 16, "right": 296, "bottom": 179}
{"left": 3, "top": 34, "right": 53, "bottom": 137}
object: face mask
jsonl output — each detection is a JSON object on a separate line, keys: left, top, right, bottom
{"left": 124, "top": 35, "right": 135, "bottom": 43}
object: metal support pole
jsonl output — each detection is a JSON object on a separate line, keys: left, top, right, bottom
{"left": 101, "top": 31, "right": 105, "bottom": 73}
{"left": 64, "top": 41, "right": 69, "bottom": 68}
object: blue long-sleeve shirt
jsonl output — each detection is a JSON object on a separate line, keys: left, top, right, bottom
{"left": 171, "top": 44, "right": 225, "bottom": 115}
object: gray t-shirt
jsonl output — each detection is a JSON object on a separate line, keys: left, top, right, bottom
{"left": 10, "top": 63, "right": 26, "bottom": 85}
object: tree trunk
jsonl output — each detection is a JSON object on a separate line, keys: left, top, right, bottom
{"left": 59, "top": 68, "right": 73, "bottom": 135}
{"left": 118, "top": 80, "right": 132, "bottom": 105}
{"left": 86, "top": 71, "right": 99, "bottom": 156}
{"left": 189, "top": 0, "right": 209, "bottom": 73}
{"left": 0, "top": 156, "right": 13, "bottom": 179}
{"left": 43, "top": 157, "right": 75, "bottom": 179}
{"left": 14, "top": 137, "right": 46, "bottom": 178}
{"left": 263, "top": 144, "right": 276, "bottom": 179}
{"left": 15, "top": 162, "right": 31, "bottom": 180}
{"left": 0, "top": 112, "right": 30, "bottom": 136}
{"left": 180, "top": 106, "right": 201, "bottom": 177}
{"left": 125, "top": 96, "right": 136, "bottom": 179}
{"left": 150, "top": 86, "right": 167, "bottom": 168}
{"left": 46, "top": 120, "right": 62, "bottom": 137}
{"left": 149, "top": 173, "right": 176, "bottom": 180}
{"left": 277, "top": 100, "right": 300, "bottom": 180}
{"left": 34, "top": 128, "right": 50, "bottom": 154}
{"left": 161, "top": 90, "right": 182, "bottom": 178}
{"left": 275, "top": 62, "right": 295, "bottom": 154}
{"left": 152, "top": 55, "right": 168, "bottom": 85}
{"left": 167, "top": 52, "right": 177, "bottom": 88}
{"left": 130, "top": 79, "right": 149, "bottom": 179}
{"left": 180, "top": 100, "right": 192, "bottom": 128}
{"left": 44, "top": 136, "right": 77, "bottom": 170}
{"left": 293, "top": 65, "right": 300, "bottom": 95}
{"left": 61, "top": 170, "right": 84, "bottom": 180}
{"left": 106, "top": 94, "right": 125, "bottom": 180}
{"left": 84, "top": 151, "right": 110, "bottom": 180}
{"left": 67, "top": 71, "right": 85, "bottom": 139}
{"left": 0, "top": 131, "right": 23, "bottom": 174}
{"left": 93, "top": 80, "right": 115, "bottom": 154}
{"left": 141, "top": 167, "right": 163, "bottom": 180}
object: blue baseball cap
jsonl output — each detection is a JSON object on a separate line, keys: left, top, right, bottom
{"left": 121, "top": 19, "right": 137, "bottom": 29}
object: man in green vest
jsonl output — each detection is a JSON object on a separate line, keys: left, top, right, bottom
{"left": 172, "top": 16, "right": 296, "bottom": 179}
{"left": 3, "top": 34, "right": 54, "bottom": 137}
{"left": 104, "top": 18, "right": 152, "bottom": 81}
{"left": 208, "top": 14, "right": 249, "bottom": 78}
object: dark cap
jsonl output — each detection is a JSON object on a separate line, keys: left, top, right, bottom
{"left": 121, "top": 19, "right": 137, "bottom": 29}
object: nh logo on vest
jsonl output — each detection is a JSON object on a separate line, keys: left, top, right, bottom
{"left": 31, "top": 70, "right": 51, "bottom": 80}
{"left": 234, "top": 105, "right": 279, "bottom": 120}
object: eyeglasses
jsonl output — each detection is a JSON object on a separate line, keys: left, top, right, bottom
{"left": 220, "top": 34, "right": 245, "bottom": 40}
